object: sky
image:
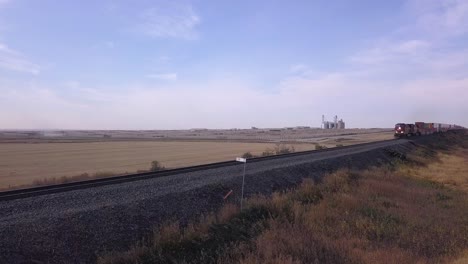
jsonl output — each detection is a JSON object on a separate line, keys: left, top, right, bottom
{"left": 0, "top": 0, "right": 467, "bottom": 129}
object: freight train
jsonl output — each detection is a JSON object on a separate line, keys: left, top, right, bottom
{"left": 394, "top": 122, "right": 463, "bottom": 138}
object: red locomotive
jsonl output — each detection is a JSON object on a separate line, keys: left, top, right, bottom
{"left": 394, "top": 123, "right": 415, "bottom": 137}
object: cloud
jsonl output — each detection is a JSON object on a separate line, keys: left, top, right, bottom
{"left": 394, "top": 39, "right": 430, "bottom": 53}
{"left": 405, "top": 0, "right": 468, "bottom": 37}
{"left": 146, "top": 73, "right": 178, "bottom": 81}
{"left": 283, "top": 0, "right": 468, "bottom": 126}
{"left": 349, "top": 39, "right": 431, "bottom": 66}
{"left": 1, "top": 0, "right": 467, "bottom": 129}
{"left": 2, "top": 63, "right": 467, "bottom": 130}
{"left": 401, "top": 77, "right": 468, "bottom": 104}
{"left": 348, "top": 0, "right": 468, "bottom": 82}
{"left": 137, "top": 3, "right": 200, "bottom": 39}
{"left": 63, "top": 81, "right": 80, "bottom": 89}
{"left": 0, "top": 43, "right": 40, "bottom": 75}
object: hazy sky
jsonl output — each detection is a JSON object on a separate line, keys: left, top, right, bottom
{"left": 0, "top": 0, "right": 467, "bottom": 129}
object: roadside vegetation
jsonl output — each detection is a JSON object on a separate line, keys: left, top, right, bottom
{"left": 149, "top": 160, "right": 166, "bottom": 172}
{"left": 1, "top": 160, "right": 166, "bottom": 190}
{"left": 0, "top": 171, "right": 117, "bottom": 191}
{"left": 241, "top": 144, "right": 297, "bottom": 159}
{"left": 99, "top": 131, "right": 468, "bottom": 264}
{"left": 241, "top": 152, "right": 255, "bottom": 159}
{"left": 315, "top": 143, "right": 327, "bottom": 150}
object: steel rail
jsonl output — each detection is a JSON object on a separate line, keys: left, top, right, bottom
{"left": 0, "top": 139, "right": 398, "bottom": 202}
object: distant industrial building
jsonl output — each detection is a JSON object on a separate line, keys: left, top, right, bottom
{"left": 40, "top": 130, "right": 65, "bottom": 137}
{"left": 322, "top": 115, "right": 345, "bottom": 129}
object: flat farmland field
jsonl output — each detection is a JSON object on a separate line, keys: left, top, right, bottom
{"left": 317, "top": 131, "right": 394, "bottom": 147}
{"left": 0, "top": 141, "right": 314, "bottom": 188}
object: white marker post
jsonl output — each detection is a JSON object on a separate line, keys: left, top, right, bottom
{"left": 236, "top": 157, "right": 247, "bottom": 210}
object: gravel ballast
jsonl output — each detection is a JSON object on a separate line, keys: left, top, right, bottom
{"left": 0, "top": 139, "right": 417, "bottom": 263}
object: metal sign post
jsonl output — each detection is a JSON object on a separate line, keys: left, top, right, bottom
{"left": 235, "top": 157, "right": 247, "bottom": 210}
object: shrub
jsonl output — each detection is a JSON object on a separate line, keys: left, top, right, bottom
{"left": 262, "top": 148, "right": 275, "bottom": 156}
{"left": 150, "top": 160, "right": 165, "bottom": 171}
{"left": 262, "top": 144, "right": 296, "bottom": 156}
{"left": 242, "top": 152, "right": 255, "bottom": 159}
{"left": 93, "top": 171, "right": 116, "bottom": 178}
{"left": 274, "top": 144, "right": 295, "bottom": 154}
{"left": 315, "top": 144, "right": 327, "bottom": 150}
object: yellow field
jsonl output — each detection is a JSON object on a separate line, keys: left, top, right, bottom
{"left": 0, "top": 141, "right": 315, "bottom": 188}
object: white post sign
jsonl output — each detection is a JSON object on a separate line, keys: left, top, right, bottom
{"left": 236, "top": 157, "right": 247, "bottom": 210}
{"left": 236, "top": 157, "right": 247, "bottom": 163}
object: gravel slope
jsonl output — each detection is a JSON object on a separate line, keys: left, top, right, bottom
{"left": 0, "top": 139, "right": 414, "bottom": 263}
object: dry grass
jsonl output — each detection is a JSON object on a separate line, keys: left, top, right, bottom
{"left": 98, "top": 132, "right": 468, "bottom": 264}
{"left": 0, "top": 171, "right": 119, "bottom": 191}
{"left": 452, "top": 250, "right": 468, "bottom": 264}
{"left": 0, "top": 141, "right": 315, "bottom": 189}
{"left": 402, "top": 149, "right": 468, "bottom": 191}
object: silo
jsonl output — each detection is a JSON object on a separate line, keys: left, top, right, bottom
{"left": 338, "top": 119, "right": 345, "bottom": 129}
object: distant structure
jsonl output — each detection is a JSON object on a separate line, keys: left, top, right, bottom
{"left": 337, "top": 119, "right": 345, "bottom": 129}
{"left": 40, "top": 130, "right": 65, "bottom": 137}
{"left": 322, "top": 115, "right": 345, "bottom": 129}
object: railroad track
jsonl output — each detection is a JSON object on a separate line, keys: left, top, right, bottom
{"left": 0, "top": 139, "right": 397, "bottom": 202}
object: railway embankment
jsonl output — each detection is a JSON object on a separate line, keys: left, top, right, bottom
{"left": 0, "top": 132, "right": 465, "bottom": 263}
{"left": 99, "top": 131, "right": 468, "bottom": 264}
